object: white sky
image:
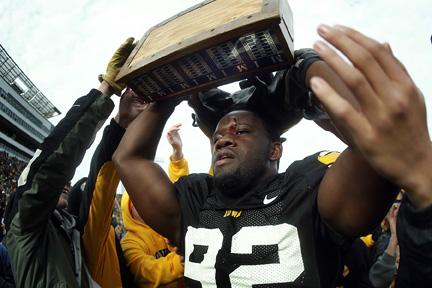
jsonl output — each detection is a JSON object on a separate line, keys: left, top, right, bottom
{"left": 1, "top": 0, "right": 431, "bottom": 188}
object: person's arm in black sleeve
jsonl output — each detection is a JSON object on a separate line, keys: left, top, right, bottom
{"left": 14, "top": 88, "right": 114, "bottom": 232}
{"left": 369, "top": 252, "right": 397, "bottom": 288}
{"left": 79, "top": 118, "right": 125, "bottom": 231}
{"left": 6, "top": 37, "right": 136, "bottom": 233}
{"left": 0, "top": 276, "right": 15, "bottom": 288}
{"left": 396, "top": 195, "right": 432, "bottom": 286}
{"left": 3, "top": 88, "right": 105, "bottom": 231}
{"left": 369, "top": 204, "right": 398, "bottom": 287}
{"left": 0, "top": 279, "right": 15, "bottom": 288}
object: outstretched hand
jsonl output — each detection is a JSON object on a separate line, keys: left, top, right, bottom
{"left": 167, "top": 123, "right": 184, "bottom": 161}
{"left": 167, "top": 124, "right": 183, "bottom": 151}
{"left": 115, "top": 88, "right": 148, "bottom": 129}
{"left": 99, "top": 37, "right": 136, "bottom": 96}
{"left": 310, "top": 25, "right": 432, "bottom": 208}
{"left": 386, "top": 203, "right": 399, "bottom": 237}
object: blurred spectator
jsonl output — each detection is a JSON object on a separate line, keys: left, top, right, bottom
{"left": 112, "top": 217, "right": 125, "bottom": 240}
{"left": 0, "top": 151, "right": 26, "bottom": 221}
{"left": 0, "top": 242, "right": 15, "bottom": 287}
{"left": 0, "top": 224, "right": 4, "bottom": 243}
{"left": 121, "top": 192, "right": 184, "bottom": 288}
{"left": 166, "top": 124, "right": 189, "bottom": 181}
{"left": 370, "top": 193, "right": 403, "bottom": 264}
{"left": 113, "top": 195, "right": 125, "bottom": 239}
{"left": 369, "top": 202, "right": 400, "bottom": 287}
{"left": 67, "top": 177, "right": 87, "bottom": 218}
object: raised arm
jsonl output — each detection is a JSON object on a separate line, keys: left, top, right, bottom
{"left": 289, "top": 47, "right": 396, "bottom": 236}
{"left": 308, "top": 25, "right": 432, "bottom": 236}
{"left": 113, "top": 100, "right": 182, "bottom": 245}
{"left": 80, "top": 88, "right": 147, "bottom": 287}
{"left": 166, "top": 123, "right": 190, "bottom": 182}
{"left": 13, "top": 37, "right": 135, "bottom": 232}
{"left": 14, "top": 84, "right": 115, "bottom": 232}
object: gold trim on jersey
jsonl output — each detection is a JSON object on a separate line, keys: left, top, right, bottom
{"left": 317, "top": 151, "right": 340, "bottom": 165}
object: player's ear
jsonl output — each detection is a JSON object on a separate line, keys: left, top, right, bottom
{"left": 269, "top": 141, "right": 282, "bottom": 161}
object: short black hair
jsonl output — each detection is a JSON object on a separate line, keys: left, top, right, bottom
{"left": 255, "top": 112, "right": 283, "bottom": 171}
{"left": 241, "top": 109, "right": 283, "bottom": 143}
{"left": 261, "top": 117, "right": 284, "bottom": 142}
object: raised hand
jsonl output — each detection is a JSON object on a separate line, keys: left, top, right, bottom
{"left": 115, "top": 88, "right": 148, "bottom": 129}
{"left": 384, "top": 202, "right": 400, "bottom": 257}
{"left": 310, "top": 25, "right": 432, "bottom": 208}
{"left": 386, "top": 203, "right": 399, "bottom": 237}
{"left": 166, "top": 124, "right": 183, "bottom": 161}
{"left": 99, "top": 37, "right": 136, "bottom": 96}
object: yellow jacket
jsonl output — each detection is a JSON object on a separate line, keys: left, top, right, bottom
{"left": 168, "top": 156, "right": 213, "bottom": 179}
{"left": 81, "top": 120, "right": 125, "bottom": 288}
{"left": 120, "top": 156, "right": 190, "bottom": 287}
{"left": 82, "top": 162, "right": 121, "bottom": 287}
{"left": 121, "top": 192, "right": 184, "bottom": 288}
{"left": 168, "top": 156, "right": 190, "bottom": 182}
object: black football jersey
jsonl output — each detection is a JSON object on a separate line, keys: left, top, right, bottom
{"left": 174, "top": 152, "right": 345, "bottom": 287}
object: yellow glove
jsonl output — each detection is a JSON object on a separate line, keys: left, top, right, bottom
{"left": 98, "top": 37, "right": 135, "bottom": 95}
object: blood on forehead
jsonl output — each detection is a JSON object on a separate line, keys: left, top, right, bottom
{"left": 216, "top": 116, "right": 241, "bottom": 134}
{"left": 227, "top": 118, "right": 238, "bottom": 133}
{"left": 212, "top": 116, "right": 237, "bottom": 140}
{"left": 215, "top": 112, "right": 258, "bottom": 133}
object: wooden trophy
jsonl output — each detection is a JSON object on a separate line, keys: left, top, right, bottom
{"left": 116, "top": 0, "right": 294, "bottom": 102}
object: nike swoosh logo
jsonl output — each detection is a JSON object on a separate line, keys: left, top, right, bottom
{"left": 263, "top": 194, "right": 277, "bottom": 205}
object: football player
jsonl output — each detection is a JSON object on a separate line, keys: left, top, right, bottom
{"left": 113, "top": 26, "right": 432, "bottom": 287}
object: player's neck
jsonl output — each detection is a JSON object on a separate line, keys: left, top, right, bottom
{"left": 216, "top": 168, "right": 277, "bottom": 199}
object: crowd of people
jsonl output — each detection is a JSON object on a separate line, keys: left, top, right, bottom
{"left": 0, "top": 24, "right": 431, "bottom": 288}
{"left": 0, "top": 152, "right": 25, "bottom": 288}
{"left": 0, "top": 152, "right": 26, "bottom": 226}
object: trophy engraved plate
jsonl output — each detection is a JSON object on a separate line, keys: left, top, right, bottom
{"left": 117, "top": 0, "right": 294, "bottom": 102}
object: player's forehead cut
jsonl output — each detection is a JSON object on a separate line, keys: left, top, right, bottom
{"left": 215, "top": 110, "right": 265, "bottom": 131}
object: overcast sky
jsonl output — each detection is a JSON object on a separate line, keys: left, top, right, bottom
{"left": 1, "top": 0, "right": 431, "bottom": 187}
